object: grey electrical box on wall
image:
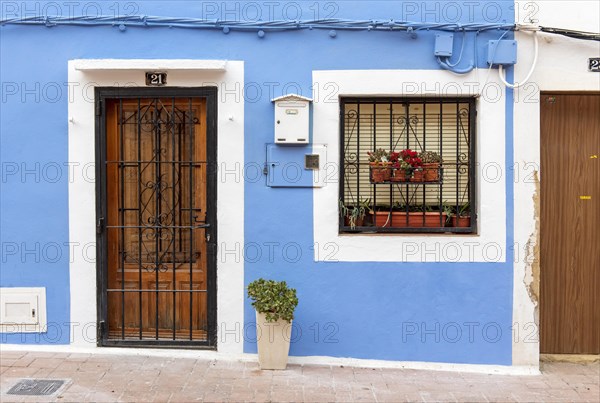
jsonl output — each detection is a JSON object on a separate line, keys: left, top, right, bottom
{"left": 272, "top": 94, "right": 312, "bottom": 145}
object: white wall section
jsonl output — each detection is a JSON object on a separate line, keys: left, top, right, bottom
{"left": 511, "top": 1, "right": 600, "bottom": 367}
{"left": 67, "top": 60, "right": 245, "bottom": 353}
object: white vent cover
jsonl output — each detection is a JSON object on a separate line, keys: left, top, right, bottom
{"left": 0, "top": 287, "right": 46, "bottom": 333}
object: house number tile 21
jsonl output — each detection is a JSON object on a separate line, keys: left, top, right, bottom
{"left": 145, "top": 72, "right": 167, "bottom": 86}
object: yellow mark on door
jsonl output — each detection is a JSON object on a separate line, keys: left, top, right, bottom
{"left": 579, "top": 196, "right": 592, "bottom": 200}
{"left": 591, "top": 155, "right": 598, "bottom": 159}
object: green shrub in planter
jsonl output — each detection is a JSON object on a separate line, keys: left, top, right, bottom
{"left": 247, "top": 278, "right": 298, "bottom": 323}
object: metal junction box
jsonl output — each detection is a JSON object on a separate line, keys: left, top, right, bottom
{"left": 266, "top": 144, "right": 327, "bottom": 188}
{"left": 434, "top": 33, "right": 454, "bottom": 57}
{"left": 272, "top": 94, "right": 312, "bottom": 145}
{"left": 487, "top": 40, "right": 518, "bottom": 66}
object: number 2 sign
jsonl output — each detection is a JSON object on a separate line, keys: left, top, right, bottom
{"left": 145, "top": 72, "right": 167, "bottom": 86}
{"left": 589, "top": 58, "right": 600, "bottom": 72}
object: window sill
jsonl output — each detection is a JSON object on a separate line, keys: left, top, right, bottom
{"left": 337, "top": 230, "right": 480, "bottom": 237}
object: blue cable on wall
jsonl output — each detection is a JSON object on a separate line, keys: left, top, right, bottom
{"left": 0, "top": 15, "right": 516, "bottom": 33}
{"left": 4, "top": 16, "right": 596, "bottom": 42}
{"left": 0, "top": 15, "right": 521, "bottom": 75}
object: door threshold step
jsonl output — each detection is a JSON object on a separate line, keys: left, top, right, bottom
{"left": 541, "top": 354, "right": 599, "bottom": 363}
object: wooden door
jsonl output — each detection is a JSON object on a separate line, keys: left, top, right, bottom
{"left": 102, "top": 96, "right": 214, "bottom": 345}
{"left": 540, "top": 93, "right": 600, "bottom": 354}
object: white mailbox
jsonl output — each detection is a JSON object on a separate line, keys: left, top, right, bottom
{"left": 272, "top": 94, "right": 312, "bottom": 144}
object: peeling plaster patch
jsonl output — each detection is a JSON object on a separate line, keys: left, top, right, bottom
{"left": 524, "top": 171, "right": 540, "bottom": 311}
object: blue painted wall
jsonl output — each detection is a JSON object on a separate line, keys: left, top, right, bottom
{"left": 0, "top": 1, "right": 515, "bottom": 363}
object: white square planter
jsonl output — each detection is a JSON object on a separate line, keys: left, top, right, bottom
{"left": 255, "top": 311, "right": 293, "bottom": 370}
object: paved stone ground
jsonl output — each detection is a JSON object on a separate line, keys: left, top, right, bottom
{"left": 0, "top": 351, "right": 598, "bottom": 402}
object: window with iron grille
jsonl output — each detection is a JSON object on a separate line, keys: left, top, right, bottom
{"left": 339, "top": 98, "right": 476, "bottom": 234}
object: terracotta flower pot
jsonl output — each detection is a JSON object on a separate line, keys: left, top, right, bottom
{"left": 423, "top": 163, "right": 440, "bottom": 182}
{"left": 362, "top": 214, "right": 373, "bottom": 227}
{"left": 410, "top": 168, "right": 425, "bottom": 182}
{"left": 373, "top": 211, "right": 395, "bottom": 227}
{"left": 374, "top": 212, "right": 447, "bottom": 228}
{"left": 370, "top": 163, "right": 391, "bottom": 183}
{"left": 344, "top": 216, "right": 364, "bottom": 228}
{"left": 451, "top": 216, "right": 471, "bottom": 228}
{"left": 391, "top": 168, "right": 410, "bottom": 182}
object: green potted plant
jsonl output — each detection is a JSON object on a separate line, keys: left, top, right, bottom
{"left": 450, "top": 203, "right": 471, "bottom": 227}
{"left": 339, "top": 199, "right": 366, "bottom": 229}
{"left": 358, "top": 198, "right": 374, "bottom": 226}
{"left": 367, "top": 148, "right": 391, "bottom": 182}
{"left": 247, "top": 278, "right": 298, "bottom": 370}
{"left": 339, "top": 199, "right": 348, "bottom": 227}
{"left": 442, "top": 203, "right": 454, "bottom": 226}
{"left": 419, "top": 151, "right": 443, "bottom": 181}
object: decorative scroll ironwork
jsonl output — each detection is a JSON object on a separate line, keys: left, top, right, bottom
{"left": 394, "top": 114, "right": 422, "bottom": 150}
{"left": 118, "top": 100, "right": 201, "bottom": 273}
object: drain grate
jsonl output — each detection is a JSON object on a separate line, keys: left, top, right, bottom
{"left": 7, "top": 379, "right": 65, "bottom": 396}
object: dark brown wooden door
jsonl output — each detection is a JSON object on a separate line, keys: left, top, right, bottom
{"left": 540, "top": 93, "right": 600, "bottom": 354}
{"left": 102, "top": 96, "right": 212, "bottom": 345}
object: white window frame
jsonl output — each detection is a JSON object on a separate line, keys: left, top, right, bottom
{"left": 312, "top": 70, "right": 507, "bottom": 263}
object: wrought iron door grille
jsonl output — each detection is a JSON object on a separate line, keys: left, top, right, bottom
{"left": 340, "top": 98, "right": 477, "bottom": 233}
{"left": 104, "top": 97, "right": 210, "bottom": 343}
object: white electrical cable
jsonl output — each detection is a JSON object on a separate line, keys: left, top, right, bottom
{"left": 498, "top": 31, "right": 539, "bottom": 88}
{"left": 446, "top": 29, "right": 466, "bottom": 67}
{"left": 480, "top": 30, "right": 510, "bottom": 96}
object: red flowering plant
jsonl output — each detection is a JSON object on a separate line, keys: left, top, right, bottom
{"left": 400, "top": 149, "right": 425, "bottom": 181}
{"left": 388, "top": 150, "right": 418, "bottom": 181}
{"left": 392, "top": 159, "right": 411, "bottom": 170}
{"left": 400, "top": 149, "right": 423, "bottom": 169}
{"left": 389, "top": 151, "right": 410, "bottom": 170}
